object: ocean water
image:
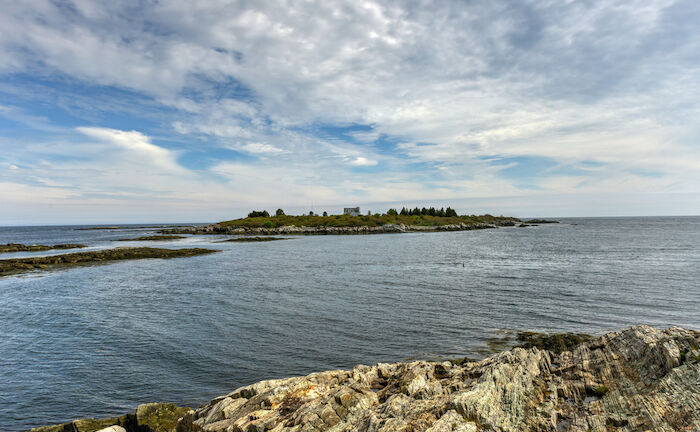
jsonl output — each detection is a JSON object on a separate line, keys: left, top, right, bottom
{"left": 1, "top": 217, "right": 699, "bottom": 431}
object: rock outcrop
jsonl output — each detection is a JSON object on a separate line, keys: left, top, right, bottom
{"left": 116, "top": 236, "right": 187, "bottom": 241}
{"left": 29, "top": 403, "right": 189, "bottom": 432}
{"left": 1, "top": 247, "right": 218, "bottom": 277}
{"left": 0, "top": 243, "right": 86, "bottom": 253}
{"left": 176, "top": 326, "right": 700, "bottom": 432}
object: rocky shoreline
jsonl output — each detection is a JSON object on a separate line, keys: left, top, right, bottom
{"left": 163, "top": 221, "right": 516, "bottom": 236}
{"left": 0, "top": 247, "right": 218, "bottom": 277}
{"left": 29, "top": 325, "right": 700, "bottom": 432}
{"left": 0, "top": 243, "right": 86, "bottom": 253}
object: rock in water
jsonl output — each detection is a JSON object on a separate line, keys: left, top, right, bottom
{"left": 28, "top": 416, "right": 132, "bottom": 432}
{"left": 176, "top": 325, "right": 700, "bottom": 432}
{"left": 28, "top": 403, "right": 189, "bottom": 432}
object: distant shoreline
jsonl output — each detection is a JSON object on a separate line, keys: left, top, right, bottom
{"left": 162, "top": 214, "right": 529, "bottom": 235}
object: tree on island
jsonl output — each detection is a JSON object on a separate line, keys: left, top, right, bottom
{"left": 248, "top": 210, "right": 270, "bottom": 218}
{"left": 249, "top": 206, "right": 458, "bottom": 219}
{"left": 394, "top": 206, "right": 459, "bottom": 217}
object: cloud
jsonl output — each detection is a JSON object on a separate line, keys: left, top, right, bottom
{"left": 348, "top": 157, "right": 378, "bottom": 167}
{"left": 239, "top": 142, "right": 284, "bottom": 154}
{"left": 76, "top": 127, "right": 184, "bottom": 172}
{"left": 0, "top": 181, "right": 77, "bottom": 202}
{"left": 0, "top": 0, "right": 699, "bottom": 222}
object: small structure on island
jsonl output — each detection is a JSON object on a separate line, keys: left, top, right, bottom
{"left": 344, "top": 207, "right": 361, "bottom": 216}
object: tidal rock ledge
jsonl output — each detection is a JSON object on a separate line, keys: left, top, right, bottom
{"left": 1, "top": 247, "right": 218, "bottom": 277}
{"left": 178, "top": 325, "right": 699, "bottom": 432}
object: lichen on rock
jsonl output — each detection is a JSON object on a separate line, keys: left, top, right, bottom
{"left": 136, "top": 403, "right": 191, "bottom": 432}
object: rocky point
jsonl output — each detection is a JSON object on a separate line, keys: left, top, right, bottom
{"left": 30, "top": 325, "right": 700, "bottom": 432}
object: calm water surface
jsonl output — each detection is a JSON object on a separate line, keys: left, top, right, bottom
{"left": 1, "top": 217, "right": 699, "bottom": 431}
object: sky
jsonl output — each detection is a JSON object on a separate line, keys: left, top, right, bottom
{"left": 1, "top": 0, "right": 699, "bottom": 224}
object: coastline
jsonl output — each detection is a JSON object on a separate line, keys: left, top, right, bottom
{"left": 0, "top": 247, "right": 218, "bottom": 277}
{"left": 163, "top": 221, "right": 518, "bottom": 236}
{"left": 28, "top": 325, "right": 700, "bottom": 432}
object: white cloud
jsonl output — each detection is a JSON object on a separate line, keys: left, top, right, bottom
{"left": 348, "top": 157, "right": 378, "bottom": 166}
{"left": 0, "top": 181, "right": 77, "bottom": 202}
{"left": 76, "top": 127, "right": 184, "bottom": 172}
{"left": 239, "top": 142, "right": 284, "bottom": 154}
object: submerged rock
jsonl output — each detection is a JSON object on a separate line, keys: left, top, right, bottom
{"left": 525, "top": 219, "right": 559, "bottom": 224}
{"left": 176, "top": 325, "right": 699, "bottom": 432}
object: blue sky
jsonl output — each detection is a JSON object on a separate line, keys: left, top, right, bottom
{"left": 1, "top": 0, "right": 699, "bottom": 224}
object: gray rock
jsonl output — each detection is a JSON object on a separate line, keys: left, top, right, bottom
{"left": 176, "top": 325, "right": 700, "bottom": 432}
{"left": 95, "top": 427, "right": 126, "bottom": 432}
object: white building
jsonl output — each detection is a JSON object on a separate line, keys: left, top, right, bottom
{"left": 343, "top": 207, "right": 360, "bottom": 216}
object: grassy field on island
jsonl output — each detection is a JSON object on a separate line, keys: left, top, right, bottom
{"left": 217, "top": 213, "right": 520, "bottom": 229}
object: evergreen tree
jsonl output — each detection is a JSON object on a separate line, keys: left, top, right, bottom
{"left": 275, "top": 208, "right": 285, "bottom": 216}
{"left": 248, "top": 210, "right": 270, "bottom": 218}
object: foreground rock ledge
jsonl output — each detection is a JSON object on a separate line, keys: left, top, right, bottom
{"left": 30, "top": 326, "right": 700, "bottom": 432}
{"left": 179, "top": 326, "right": 698, "bottom": 432}
{"left": 29, "top": 402, "right": 189, "bottom": 432}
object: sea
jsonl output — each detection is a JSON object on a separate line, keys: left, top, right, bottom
{"left": 1, "top": 217, "right": 699, "bottom": 431}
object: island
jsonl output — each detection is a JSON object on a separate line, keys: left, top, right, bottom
{"left": 0, "top": 247, "right": 217, "bottom": 277}
{"left": 0, "top": 243, "right": 86, "bottom": 253}
{"left": 163, "top": 207, "right": 521, "bottom": 236}
{"left": 29, "top": 325, "right": 700, "bottom": 432}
